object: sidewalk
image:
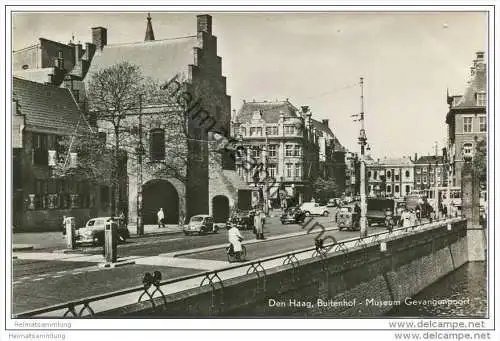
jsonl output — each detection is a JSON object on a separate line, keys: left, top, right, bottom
{"left": 127, "top": 224, "right": 184, "bottom": 238}
{"left": 12, "top": 224, "right": 185, "bottom": 251}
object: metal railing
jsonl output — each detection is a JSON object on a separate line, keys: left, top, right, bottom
{"left": 14, "top": 216, "right": 464, "bottom": 318}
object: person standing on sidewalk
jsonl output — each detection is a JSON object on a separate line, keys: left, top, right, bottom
{"left": 157, "top": 208, "right": 165, "bottom": 228}
{"left": 62, "top": 215, "right": 67, "bottom": 236}
{"left": 254, "top": 210, "right": 263, "bottom": 240}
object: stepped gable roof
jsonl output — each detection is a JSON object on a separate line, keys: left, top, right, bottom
{"left": 85, "top": 35, "right": 198, "bottom": 84}
{"left": 415, "top": 155, "right": 444, "bottom": 165}
{"left": 13, "top": 77, "right": 90, "bottom": 134}
{"left": 236, "top": 100, "right": 299, "bottom": 124}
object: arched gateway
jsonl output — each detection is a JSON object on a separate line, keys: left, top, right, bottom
{"left": 212, "top": 195, "right": 230, "bottom": 223}
{"left": 142, "top": 179, "right": 179, "bottom": 224}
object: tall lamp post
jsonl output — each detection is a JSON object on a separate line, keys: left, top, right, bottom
{"left": 357, "top": 77, "right": 369, "bottom": 238}
{"left": 136, "top": 95, "right": 144, "bottom": 236}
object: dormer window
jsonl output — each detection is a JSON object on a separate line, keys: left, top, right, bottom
{"left": 476, "top": 92, "right": 486, "bottom": 106}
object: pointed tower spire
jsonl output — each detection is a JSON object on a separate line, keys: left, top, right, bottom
{"left": 144, "top": 12, "right": 155, "bottom": 41}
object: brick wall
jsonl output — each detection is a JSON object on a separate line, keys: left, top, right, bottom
{"left": 98, "top": 219, "right": 471, "bottom": 317}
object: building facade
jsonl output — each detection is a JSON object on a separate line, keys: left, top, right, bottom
{"left": 12, "top": 77, "right": 111, "bottom": 231}
{"left": 446, "top": 52, "right": 487, "bottom": 186}
{"left": 413, "top": 155, "right": 448, "bottom": 190}
{"left": 366, "top": 157, "right": 415, "bottom": 198}
{"left": 83, "top": 14, "right": 238, "bottom": 224}
{"left": 231, "top": 101, "right": 346, "bottom": 207}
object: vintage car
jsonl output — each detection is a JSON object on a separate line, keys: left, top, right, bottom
{"left": 336, "top": 205, "right": 360, "bottom": 231}
{"left": 280, "top": 207, "right": 306, "bottom": 224}
{"left": 76, "top": 217, "right": 130, "bottom": 246}
{"left": 183, "top": 215, "right": 218, "bottom": 235}
{"left": 226, "top": 210, "right": 255, "bottom": 230}
{"left": 299, "top": 202, "right": 329, "bottom": 217}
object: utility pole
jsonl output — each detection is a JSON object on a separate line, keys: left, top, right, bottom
{"left": 358, "top": 77, "right": 368, "bottom": 238}
{"left": 434, "top": 141, "right": 439, "bottom": 216}
{"left": 136, "top": 94, "right": 144, "bottom": 236}
{"left": 263, "top": 129, "right": 269, "bottom": 216}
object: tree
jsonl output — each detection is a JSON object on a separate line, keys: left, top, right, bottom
{"left": 312, "top": 178, "right": 339, "bottom": 203}
{"left": 473, "top": 138, "right": 487, "bottom": 188}
{"left": 85, "top": 61, "right": 146, "bottom": 215}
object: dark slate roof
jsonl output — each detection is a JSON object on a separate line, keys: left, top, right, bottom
{"left": 415, "top": 155, "right": 444, "bottom": 165}
{"left": 236, "top": 100, "right": 299, "bottom": 123}
{"left": 85, "top": 36, "right": 198, "bottom": 85}
{"left": 310, "top": 118, "right": 347, "bottom": 152}
{"left": 454, "top": 65, "right": 486, "bottom": 108}
{"left": 13, "top": 77, "right": 90, "bottom": 134}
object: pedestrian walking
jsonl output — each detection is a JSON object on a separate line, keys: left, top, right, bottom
{"left": 254, "top": 210, "right": 264, "bottom": 240}
{"left": 400, "top": 208, "right": 412, "bottom": 228}
{"left": 409, "top": 209, "right": 417, "bottom": 226}
{"left": 179, "top": 210, "right": 185, "bottom": 227}
{"left": 157, "top": 208, "right": 165, "bottom": 228}
{"left": 62, "top": 215, "right": 67, "bottom": 236}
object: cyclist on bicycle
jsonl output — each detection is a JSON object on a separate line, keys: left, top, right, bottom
{"left": 228, "top": 223, "right": 244, "bottom": 261}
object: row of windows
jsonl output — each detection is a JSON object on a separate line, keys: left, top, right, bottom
{"left": 463, "top": 116, "right": 487, "bottom": 133}
{"left": 368, "top": 185, "right": 412, "bottom": 194}
{"left": 237, "top": 125, "right": 300, "bottom": 137}
{"left": 238, "top": 144, "right": 302, "bottom": 158}
{"left": 237, "top": 163, "right": 302, "bottom": 179}
{"left": 415, "top": 167, "right": 443, "bottom": 174}
{"left": 367, "top": 170, "right": 411, "bottom": 179}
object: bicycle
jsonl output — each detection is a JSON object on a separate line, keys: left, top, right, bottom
{"left": 226, "top": 244, "right": 247, "bottom": 263}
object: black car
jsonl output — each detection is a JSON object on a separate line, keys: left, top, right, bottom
{"left": 280, "top": 207, "right": 306, "bottom": 225}
{"left": 226, "top": 210, "right": 255, "bottom": 230}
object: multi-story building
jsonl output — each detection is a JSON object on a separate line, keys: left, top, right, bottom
{"left": 12, "top": 77, "right": 111, "bottom": 231}
{"left": 414, "top": 155, "right": 448, "bottom": 190}
{"left": 446, "top": 51, "right": 487, "bottom": 186}
{"left": 366, "top": 157, "right": 414, "bottom": 198}
{"left": 232, "top": 100, "right": 345, "bottom": 207}
{"left": 311, "top": 118, "right": 347, "bottom": 196}
{"left": 83, "top": 14, "right": 239, "bottom": 224}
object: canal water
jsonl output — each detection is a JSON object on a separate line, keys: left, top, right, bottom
{"left": 387, "top": 261, "right": 487, "bottom": 317}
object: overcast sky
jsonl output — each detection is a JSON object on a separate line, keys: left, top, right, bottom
{"left": 12, "top": 11, "right": 488, "bottom": 158}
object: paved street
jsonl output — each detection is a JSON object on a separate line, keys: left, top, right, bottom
{"left": 12, "top": 211, "right": 356, "bottom": 314}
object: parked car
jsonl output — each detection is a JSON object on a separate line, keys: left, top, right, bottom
{"left": 76, "top": 217, "right": 130, "bottom": 246}
{"left": 183, "top": 215, "right": 218, "bottom": 235}
{"left": 336, "top": 204, "right": 359, "bottom": 231}
{"left": 280, "top": 207, "right": 306, "bottom": 224}
{"left": 227, "top": 209, "right": 255, "bottom": 230}
{"left": 300, "top": 202, "right": 329, "bottom": 217}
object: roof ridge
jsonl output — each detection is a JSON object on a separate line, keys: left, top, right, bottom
{"left": 104, "top": 35, "right": 197, "bottom": 48}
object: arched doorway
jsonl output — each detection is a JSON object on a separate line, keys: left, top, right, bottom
{"left": 142, "top": 179, "right": 179, "bottom": 225}
{"left": 212, "top": 195, "right": 230, "bottom": 223}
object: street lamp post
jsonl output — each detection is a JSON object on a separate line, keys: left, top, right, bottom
{"left": 136, "top": 95, "right": 144, "bottom": 236}
{"left": 357, "top": 77, "right": 368, "bottom": 238}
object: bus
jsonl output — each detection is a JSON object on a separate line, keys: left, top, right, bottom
{"left": 425, "top": 186, "right": 462, "bottom": 209}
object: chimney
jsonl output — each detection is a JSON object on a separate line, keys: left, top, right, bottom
{"left": 91, "top": 27, "right": 107, "bottom": 50}
{"left": 74, "top": 43, "right": 83, "bottom": 63}
{"left": 322, "top": 119, "right": 329, "bottom": 127}
{"left": 414, "top": 153, "right": 418, "bottom": 162}
{"left": 55, "top": 51, "right": 64, "bottom": 70}
{"left": 84, "top": 42, "right": 96, "bottom": 61}
{"left": 197, "top": 14, "right": 212, "bottom": 35}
